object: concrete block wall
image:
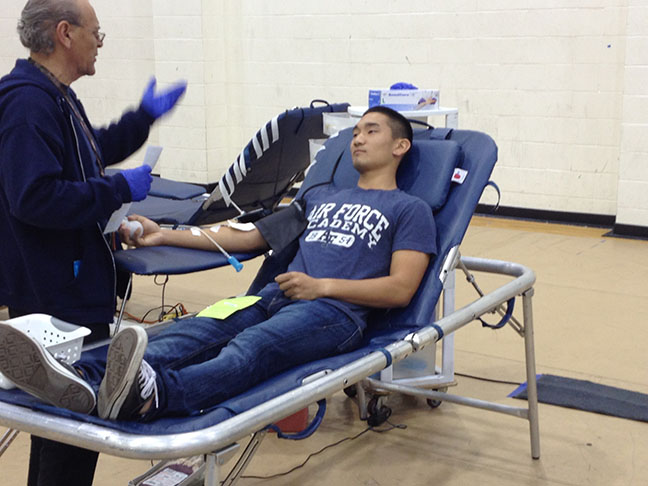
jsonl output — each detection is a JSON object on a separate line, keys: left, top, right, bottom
{"left": 1, "top": 1, "right": 647, "bottom": 230}
{"left": 79, "top": 1, "right": 157, "bottom": 168}
{"left": 219, "top": 1, "right": 629, "bottom": 218}
{"left": 148, "top": 0, "right": 207, "bottom": 181}
{"left": 617, "top": 1, "right": 648, "bottom": 228}
{"left": 0, "top": 2, "right": 34, "bottom": 75}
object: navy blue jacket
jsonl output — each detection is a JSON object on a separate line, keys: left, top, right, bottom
{"left": 0, "top": 59, "right": 155, "bottom": 325}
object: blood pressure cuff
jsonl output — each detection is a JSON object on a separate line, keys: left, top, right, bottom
{"left": 253, "top": 201, "right": 308, "bottom": 254}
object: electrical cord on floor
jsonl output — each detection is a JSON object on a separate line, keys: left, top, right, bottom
{"left": 155, "top": 274, "right": 170, "bottom": 320}
{"left": 123, "top": 309, "right": 160, "bottom": 324}
{"left": 240, "top": 421, "right": 407, "bottom": 481}
{"left": 126, "top": 302, "right": 189, "bottom": 324}
{"left": 120, "top": 273, "right": 189, "bottom": 324}
{"left": 455, "top": 371, "right": 521, "bottom": 386}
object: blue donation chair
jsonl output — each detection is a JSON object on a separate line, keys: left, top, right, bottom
{"left": 0, "top": 122, "right": 539, "bottom": 485}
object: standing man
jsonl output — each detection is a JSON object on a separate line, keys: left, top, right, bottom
{"left": 0, "top": 0, "right": 186, "bottom": 484}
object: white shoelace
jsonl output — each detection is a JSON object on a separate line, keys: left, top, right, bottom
{"left": 138, "top": 360, "right": 159, "bottom": 410}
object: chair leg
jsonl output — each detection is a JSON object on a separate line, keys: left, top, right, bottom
{"left": 522, "top": 288, "right": 541, "bottom": 459}
{"left": 0, "top": 428, "right": 19, "bottom": 458}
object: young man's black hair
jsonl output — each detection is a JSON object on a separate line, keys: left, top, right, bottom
{"left": 363, "top": 105, "right": 414, "bottom": 145}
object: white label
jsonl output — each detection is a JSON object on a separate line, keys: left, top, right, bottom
{"left": 452, "top": 168, "right": 468, "bottom": 184}
{"left": 141, "top": 467, "right": 189, "bottom": 486}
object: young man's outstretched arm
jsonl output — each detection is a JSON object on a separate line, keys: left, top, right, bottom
{"left": 119, "top": 214, "right": 269, "bottom": 253}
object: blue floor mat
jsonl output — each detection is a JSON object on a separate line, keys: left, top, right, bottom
{"left": 510, "top": 374, "right": 648, "bottom": 423}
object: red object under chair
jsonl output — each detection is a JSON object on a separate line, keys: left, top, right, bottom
{"left": 271, "top": 407, "right": 309, "bottom": 433}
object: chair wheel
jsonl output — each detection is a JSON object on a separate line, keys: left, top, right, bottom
{"left": 367, "top": 397, "right": 392, "bottom": 427}
{"left": 426, "top": 387, "right": 448, "bottom": 409}
{"left": 427, "top": 398, "right": 442, "bottom": 408}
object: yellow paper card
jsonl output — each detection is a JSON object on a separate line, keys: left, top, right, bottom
{"left": 196, "top": 296, "right": 262, "bottom": 320}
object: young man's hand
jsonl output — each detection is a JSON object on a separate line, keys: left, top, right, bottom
{"left": 119, "top": 214, "right": 164, "bottom": 247}
{"left": 274, "top": 250, "right": 430, "bottom": 309}
{"left": 275, "top": 272, "right": 327, "bottom": 301}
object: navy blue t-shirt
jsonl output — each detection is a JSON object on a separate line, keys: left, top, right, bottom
{"left": 285, "top": 185, "right": 437, "bottom": 325}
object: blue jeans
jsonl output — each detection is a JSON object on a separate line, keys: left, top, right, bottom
{"left": 78, "top": 284, "right": 364, "bottom": 419}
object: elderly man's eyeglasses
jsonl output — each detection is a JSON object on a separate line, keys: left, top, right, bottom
{"left": 88, "top": 29, "right": 105, "bottom": 43}
{"left": 72, "top": 23, "right": 105, "bottom": 43}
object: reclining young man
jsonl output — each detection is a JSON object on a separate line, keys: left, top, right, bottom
{"left": 0, "top": 106, "right": 437, "bottom": 421}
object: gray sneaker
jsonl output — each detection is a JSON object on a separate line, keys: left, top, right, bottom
{"left": 97, "top": 326, "right": 155, "bottom": 420}
{"left": 0, "top": 322, "right": 95, "bottom": 413}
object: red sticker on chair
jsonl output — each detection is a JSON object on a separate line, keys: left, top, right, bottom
{"left": 452, "top": 168, "right": 468, "bottom": 184}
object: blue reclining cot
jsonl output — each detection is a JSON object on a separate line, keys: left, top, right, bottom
{"left": 0, "top": 124, "right": 539, "bottom": 485}
{"left": 124, "top": 101, "right": 350, "bottom": 226}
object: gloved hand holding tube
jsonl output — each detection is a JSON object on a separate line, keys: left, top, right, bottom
{"left": 121, "top": 164, "right": 153, "bottom": 202}
{"left": 140, "top": 77, "right": 188, "bottom": 120}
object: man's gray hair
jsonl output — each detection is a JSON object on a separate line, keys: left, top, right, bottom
{"left": 17, "top": 0, "right": 82, "bottom": 54}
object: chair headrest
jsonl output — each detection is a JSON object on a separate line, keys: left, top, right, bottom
{"left": 397, "top": 139, "right": 462, "bottom": 211}
{"left": 303, "top": 130, "right": 463, "bottom": 213}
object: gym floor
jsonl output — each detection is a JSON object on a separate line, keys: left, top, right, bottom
{"left": 1, "top": 215, "right": 647, "bottom": 485}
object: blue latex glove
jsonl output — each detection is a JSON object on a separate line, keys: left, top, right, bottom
{"left": 140, "top": 77, "right": 187, "bottom": 119}
{"left": 121, "top": 165, "right": 153, "bottom": 202}
{"left": 390, "top": 82, "right": 418, "bottom": 90}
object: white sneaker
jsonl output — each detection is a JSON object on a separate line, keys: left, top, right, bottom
{"left": 0, "top": 322, "right": 95, "bottom": 413}
{"left": 97, "top": 326, "right": 157, "bottom": 420}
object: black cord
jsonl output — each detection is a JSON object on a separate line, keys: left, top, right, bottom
{"left": 378, "top": 419, "right": 407, "bottom": 432}
{"left": 239, "top": 421, "right": 407, "bottom": 481}
{"left": 455, "top": 371, "right": 521, "bottom": 386}
{"left": 137, "top": 303, "right": 186, "bottom": 323}
{"left": 139, "top": 306, "right": 165, "bottom": 322}
{"left": 153, "top": 274, "right": 170, "bottom": 320}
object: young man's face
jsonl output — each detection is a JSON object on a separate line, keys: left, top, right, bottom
{"left": 350, "top": 112, "right": 404, "bottom": 173}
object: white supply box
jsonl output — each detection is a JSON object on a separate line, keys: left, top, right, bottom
{"left": 368, "top": 88, "right": 440, "bottom": 111}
